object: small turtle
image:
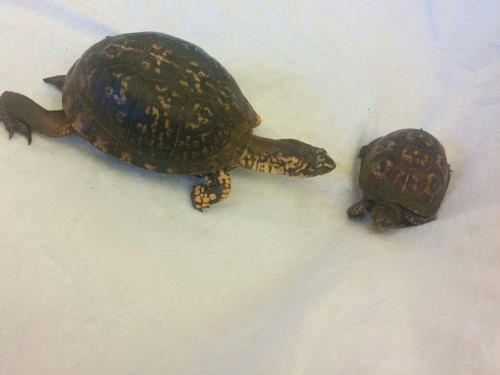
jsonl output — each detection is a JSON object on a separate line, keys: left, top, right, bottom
{"left": 0, "top": 32, "right": 335, "bottom": 210}
{"left": 348, "top": 128, "right": 450, "bottom": 229}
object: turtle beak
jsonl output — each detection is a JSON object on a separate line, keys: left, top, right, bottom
{"left": 322, "top": 154, "right": 336, "bottom": 173}
{"left": 315, "top": 150, "right": 336, "bottom": 175}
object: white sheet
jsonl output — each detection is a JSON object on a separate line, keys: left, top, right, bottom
{"left": 1, "top": 1, "right": 499, "bottom": 374}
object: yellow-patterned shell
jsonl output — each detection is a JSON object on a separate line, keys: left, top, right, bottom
{"left": 62, "top": 32, "right": 260, "bottom": 175}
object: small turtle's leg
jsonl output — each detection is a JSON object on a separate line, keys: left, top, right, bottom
{"left": 347, "top": 199, "right": 373, "bottom": 220}
{"left": 191, "top": 169, "right": 231, "bottom": 211}
{"left": 402, "top": 210, "right": 436, "bottom": 227}
{"left": 0, "top": 91, "right": 73, "bottom": 145}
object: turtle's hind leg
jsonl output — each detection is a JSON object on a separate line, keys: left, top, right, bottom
{"left": 191, "top": 169, "right": 231, "bottom": 211}
{"left": 0, "top": 91, "right": 73, "bottom": 145}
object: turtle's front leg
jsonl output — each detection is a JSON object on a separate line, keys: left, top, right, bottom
{"left": 347, "top": 199, "right": 373, "bottom": 220}
{"left": 191, "top": 169, "right": 231, "bottom": 211}
{"left": 0, "top": 91, "right": 73, "bottom": 144}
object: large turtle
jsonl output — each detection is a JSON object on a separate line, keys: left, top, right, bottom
{"left": 348, "top": 128, "right": 450, "bottom": 228}
{"left": 0, "top": 32, "right": 335, "bottom": 210}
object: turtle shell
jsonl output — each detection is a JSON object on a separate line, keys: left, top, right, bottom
{"left": 358, "top": 128, "right": 450, "bottom": 217}
{"left": 61, "top": 32, "right": 260, "bottom": 175}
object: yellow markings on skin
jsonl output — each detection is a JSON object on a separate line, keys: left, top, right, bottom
{"left": 155, "top": 67, "right": 161, "bottom": 74}
{"left": 189, "top": 61, "right": 200, "bottom": 67}
{"left": 172, "top": 91, "right": 181, "bottom": 98}
{"left": 192, "top": 172, "right": 232, "bottom": 208}
{"left": 142, "top": 61, "right": 151, "bottom": 70}
{"left": 180, "top": 80, "right": 189, "bottom": 87}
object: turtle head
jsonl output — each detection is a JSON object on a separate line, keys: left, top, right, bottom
{"left": 239, "top": 136, "right": 335, "bottom": 177}
{"left": 272, "top": 139, "right": 335, "bottom": 177}
{"left": 370, "top": 202, "right": 403, "bottom": 229}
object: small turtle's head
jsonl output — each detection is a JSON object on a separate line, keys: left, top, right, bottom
{"left": 277, "top": 139, "right": 336, "bottom": 177}
{"left": 370, "top": 202, "right": 403, "bottom": 229}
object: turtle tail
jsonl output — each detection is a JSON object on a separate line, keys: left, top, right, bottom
{"left": 43, "top": 75, "right": 66, "bottom": 90}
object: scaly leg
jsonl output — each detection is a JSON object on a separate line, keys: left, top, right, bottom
{"left": 347, "top": 199, "right": 373, "bottom": 220}
{"left": 0, "top": 91, "right": 73, "bottom": 144}
{"left": 191, "top": 169, "right": 231, "bottom": 211}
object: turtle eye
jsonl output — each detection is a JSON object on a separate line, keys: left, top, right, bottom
{"left": 372, "top": 161, "right": 387, "bottom": 176}
{"left": 371, "top": 160, "right": 389, "bottom": 178}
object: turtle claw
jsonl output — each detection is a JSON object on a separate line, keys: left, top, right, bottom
{"left": 1, "top": 115, "right": 32, "bottom": 145}
{"left": 347, "top": 200, "right": 372, "bottom": 221}
{"left": 1, "top": 119, "right": 32, "bottom": 145}
{"left": 0, "top": 95, "right": 33, "bottom": 145}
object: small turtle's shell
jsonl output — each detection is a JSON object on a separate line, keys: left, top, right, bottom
{"left": 62, "top": 32, "right": 260, "bottom": 175}
{"left": 358, "top": 128, "right": 450, "bottom": 218}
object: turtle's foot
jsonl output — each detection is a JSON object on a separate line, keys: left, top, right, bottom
{"left": 347, "top": 199, "right": 372, "bottom": 220}
{"left": 0, "top": 92, "right": 32, "bottom": 144}
{"left": 191, "top": 170, "right": 231, "bottom": 211}
{"left": 0, "top": 91, "right": 71, "bottom": 144}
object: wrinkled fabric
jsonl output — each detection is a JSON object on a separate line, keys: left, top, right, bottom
{"left": 1, "top": 1, "right": 499, "bottom": 374}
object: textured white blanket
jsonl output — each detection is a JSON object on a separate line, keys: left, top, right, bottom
{"left": 1, "top": 1, "right": 499, "bottom": 374}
